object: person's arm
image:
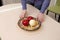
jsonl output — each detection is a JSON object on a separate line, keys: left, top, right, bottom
{"left": 20, "top": 0, "right": 27, "bottom": 18}
{"left": 40, "top": 0, "right": 50, "bottom": 13}
{"left": 21, "top": 0, "right": 27, "bottom": 10}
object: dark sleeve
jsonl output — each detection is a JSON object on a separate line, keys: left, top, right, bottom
{"left": 40, "top": 0, "right": 50, "bottom": 13}
{"left": 21, "top": 0, "right": 27, "bottom": 10}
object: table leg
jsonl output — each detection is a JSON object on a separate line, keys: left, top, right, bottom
{"left": 0, "top": 37, "right": 1, "bottom": 40}
{"left": 55, "top": 13, "right": 57, "bottom": 19}
{"left": 58, "top": 15, "right": 60, "bottom": 22}
{"left": 46, "top": 10, "right": 49, "bottom": 15}
{"left": 0, "top": 0, "right": 3, "bottom": 6}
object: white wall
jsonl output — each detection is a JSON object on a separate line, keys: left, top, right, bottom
{"left": 2, "top": 0, "right": 56, "bottom": 6}
{"left": 49, "top": 0, "right": 56, "bottom": 6}
{"left": 2, "top": 0, "right": 21, "bottom": 5}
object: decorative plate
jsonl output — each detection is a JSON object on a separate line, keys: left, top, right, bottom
{"left": 18, "top": 17, "right": 41, "bottom": 31}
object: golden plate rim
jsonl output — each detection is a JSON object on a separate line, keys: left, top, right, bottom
{"left": 18, "top": 17, "right": 41, "bottom": 31}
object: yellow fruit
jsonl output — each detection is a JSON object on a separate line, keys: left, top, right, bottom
{"left": 29, "top": 19, "right": 38, "bottom": 27}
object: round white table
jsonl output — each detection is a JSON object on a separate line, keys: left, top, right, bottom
{"left": 0, "top": 3, "right": 60, "bottom": 40}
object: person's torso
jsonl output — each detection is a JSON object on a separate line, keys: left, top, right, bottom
{"left": 26, "top": 0, "right": 44, "bottom": 6}
{"left": 27, "top": 0, "right": 44, "bottom": 4}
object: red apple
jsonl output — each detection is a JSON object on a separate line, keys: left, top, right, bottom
{"left": 22, "top": 19, "right": 29, "bottom": 26}
{"left": 27, "top": 16, "right": 34, "bottom": 21}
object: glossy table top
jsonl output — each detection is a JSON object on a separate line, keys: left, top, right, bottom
{"left": 0, "top": 3, "right": 60, "bottom": 40}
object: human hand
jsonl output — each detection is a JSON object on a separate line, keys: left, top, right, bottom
{"left": 37, "top": 12, "right": 44, "bottom": 23}
{"left": 20, "top": 10, "right": 27, "bottom": 18}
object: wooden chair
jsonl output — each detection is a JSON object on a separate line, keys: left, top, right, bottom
{"left": 46, "top": 0, "right": 60, "bottom": 22}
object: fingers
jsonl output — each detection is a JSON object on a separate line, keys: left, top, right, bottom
{"left": 20, "top": 10, "right": 27, "bottom": 19}
{"left": 37, "top": 15, "right": 44, "bottom": 23}
{"left": 20, "top": 13, "right": 25, "bottom": 19}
